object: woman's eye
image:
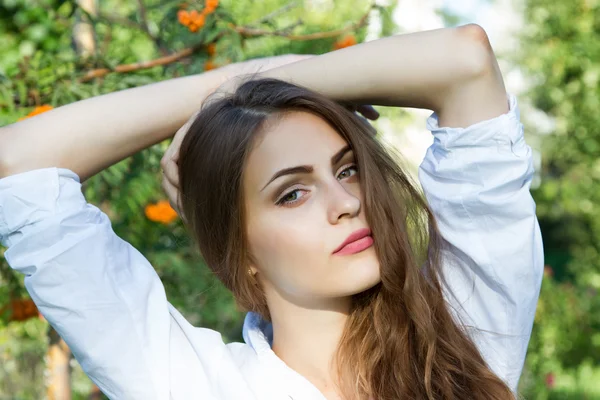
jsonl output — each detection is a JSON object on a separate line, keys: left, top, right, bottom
{"left": 276, "top": 189, "right": 306, "bottom": 206}
{"left": 337, "top": 164, "right": 358, "bottom": 180}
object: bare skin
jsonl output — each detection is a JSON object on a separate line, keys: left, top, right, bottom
{"left": 242, "top": 112, "right": 380, "bottom": 397}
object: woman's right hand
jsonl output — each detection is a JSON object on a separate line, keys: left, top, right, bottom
{"left": 160, "top": 53, "right": 381, "bottom": 222}
{"left": 160, "top": 110, "right": 198, "bottom": 224}
{"left": 159, "top": 54, "right": 312, "bottom": 222}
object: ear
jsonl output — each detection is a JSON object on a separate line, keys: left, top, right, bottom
{"left": 246, "top": 253, "right": 259, "bottom": 277}
{"left": 247, "top": 263, "right": 262, "bottom": 288}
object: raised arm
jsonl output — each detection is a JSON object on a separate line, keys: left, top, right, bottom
{"left": 261, "top": 23, "right": 508, "bottom": 127}
{"left": 264, "top": 23, "right": 541, "bottom": 391}
{"left": 2, "top": 24, "right": 505, "bottom": 183}
{"left": 0, "top": 71, "right": 228, "bottom": 181}
{"left": 0, "top": 55, "right": 308, "bottom": 182}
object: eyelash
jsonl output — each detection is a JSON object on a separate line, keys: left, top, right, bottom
{"left": 275, "top": 164, "right": 359, "bottom": 207}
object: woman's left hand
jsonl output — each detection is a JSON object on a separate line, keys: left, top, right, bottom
{"left": 160, "top": 55, "right": 312, "bottom": 221}
{"left": 345, "top": 104, "right": 380, "bottom": 121}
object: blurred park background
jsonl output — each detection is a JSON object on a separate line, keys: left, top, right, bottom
{"left": 0, "top": 0, "right": 598, "bottom": 398}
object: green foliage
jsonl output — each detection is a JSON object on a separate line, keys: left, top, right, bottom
{"left": 1, "top": 0, "right": 597, "bottom": 397}
{"left": 516, "top": 0, "right": 600, "bottom": 397}
{"left": 519, "top": 273, "right": 600, "bottom": 398}
{"left": 0, "top": 0, "right": 385, "bottom": 397}
{"left": 0, "top": 317, "right": 48, "bottom": 398}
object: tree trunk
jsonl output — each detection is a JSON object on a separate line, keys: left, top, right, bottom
{"left": 45, "top": 326, "right": 72, "bottom": 400}
{"left": 72, "top": 0, "right": 98, "bottom": 58}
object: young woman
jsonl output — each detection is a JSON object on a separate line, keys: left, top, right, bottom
{"left": 0, "top": 24, "right": 543, "bottom": 399}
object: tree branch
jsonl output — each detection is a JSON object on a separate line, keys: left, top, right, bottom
{"left": 80, "top": 5, "right": 374, "bottom": 81}
{"left": 79, "top": 42, "right": 206, "bottom": 82}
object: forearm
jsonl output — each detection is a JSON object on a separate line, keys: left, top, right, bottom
{"left": 0, "top": 69, "right": 226, "bottom": 181}
{"left": 262, "top": 24, "right": 505, "bottom": 126}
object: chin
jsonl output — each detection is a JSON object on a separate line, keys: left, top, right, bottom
{"left": 341, "top": 254, "right": 381, "bottom": 296}
{"left": 354, "top": 273, "right": 381, "bottom": 295}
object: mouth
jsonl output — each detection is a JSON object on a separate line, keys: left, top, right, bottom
{"left": 333, "top": 228, "right": 374, "bottom": 255}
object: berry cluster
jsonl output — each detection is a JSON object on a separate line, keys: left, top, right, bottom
{"left": 145, "top": 200, "right": 179, "bottom": 224}
{"left": 178, "top": 0, "right": 219, "bottom": 32}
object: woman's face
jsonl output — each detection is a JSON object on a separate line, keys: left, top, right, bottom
{"left": 243, "top": 111, "right": 381, "bottom": 307}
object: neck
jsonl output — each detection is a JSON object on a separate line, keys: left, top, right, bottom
{"left": 269, "top": 295, "right": 351, "bottom": 397}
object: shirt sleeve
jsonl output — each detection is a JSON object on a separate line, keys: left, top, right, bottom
{"left": 0, "top": 167, "right": 219, "bottom": 399}
{"left": 418, "top": 93, "right": 544, "bottom": 391}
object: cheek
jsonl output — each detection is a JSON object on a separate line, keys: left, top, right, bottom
{"left": 346, "top": 180, "right": 363, "bottom": 203}
{"left": 247, "top": 212, "right": 327, "bottom": 293}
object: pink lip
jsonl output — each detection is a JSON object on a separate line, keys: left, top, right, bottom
{"left": 333, "top": 228, "right": 374, "bottom": 255}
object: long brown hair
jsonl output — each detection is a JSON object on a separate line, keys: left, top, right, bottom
{"left": 177, "top": 78, "right": 514, "bottom": 399}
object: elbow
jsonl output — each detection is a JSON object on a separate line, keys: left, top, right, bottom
{"left": 0, "top": 128, "right": 11, "bottom": 178}
{"left": 456, "top": 23, "right": 493, "bottom": 50}
{"left": 454, "top": 23, "right": 497, "bottom": 78}
{"left": 0, "top": 126, "right": 18, "bottom": 179}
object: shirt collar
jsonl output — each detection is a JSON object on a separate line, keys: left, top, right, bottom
{"left": 242, "top": 311, "right": 273, "bottom": 354}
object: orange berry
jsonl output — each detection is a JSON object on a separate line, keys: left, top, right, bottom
{"left": 145, "top": 200, "right": 178, "bottom": 224}
{"left": 18, "top": 104, "right": 53, "bottom": 121}
{"left": 188, "top": 23, "right": 199, "bottom": 32}
{"left": 189, "top": 9, "right": 199, "bottom": 18}
{"left": 178, "top": 10, "right": 191, "bottom": 26}
{"left": 193, "top": 14, "right": 205, "bottom": 27}
{"left": 206, "top": 43, "right": 216, "bottom": 56}
{"left": 204, "top": 59, "right": 218, "bottom": 71}
{"left": 33, "top": 104, "right": 53, "bottom": 114}
{"left": 203, "top": 0, "right": 218, "bottom": 13}
{"left": 333, "top": 35, "right": 357, "bottom": 50}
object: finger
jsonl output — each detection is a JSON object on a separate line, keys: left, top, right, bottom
{"left": 163, "top": 110, "right": 200, "bottom": 161}
{"left": 345, "top": 104, "right": 357, "bottom": 113}
{"left": 161, "top": 112, "right": 199, "bottom": 174}
{"left": 165, "top": 124, "right": 188, "bottom": 162}
{"left": 160, "top": 152, "right": 173, "bottom": 173}
{"left": 357, "top": 105, "right": 380, "bottom": 121}
{"left": 161, "top": 176, "right": 182, "bottom": 214}
{"left": 162, "top": 179, "right": 188, "bottom": 225}
{"left": 162, "top": 163, "right": 180, "bottom": 190}
{"left": 161, "top": 137, "right": 180, "bottom": 170}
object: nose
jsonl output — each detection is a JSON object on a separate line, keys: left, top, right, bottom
{"left": 326, "top": 179, "right": 361, "bottom": 224}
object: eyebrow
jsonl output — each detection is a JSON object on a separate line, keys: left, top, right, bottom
{"left": 260, "top": 144, "right": 352, "bottom": 192}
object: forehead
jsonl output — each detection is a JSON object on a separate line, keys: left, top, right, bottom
{"left": 244, "top": 111, "right": 348, "bottom": 187}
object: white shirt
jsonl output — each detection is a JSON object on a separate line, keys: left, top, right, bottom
{"left": 0, "top": 93, "right": 543, "bottom": 400}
